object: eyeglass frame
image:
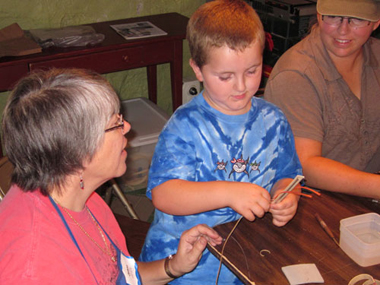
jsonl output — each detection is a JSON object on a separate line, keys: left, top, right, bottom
{"left": 104, "top": 113, "right": 125, "bottom": 133}
{"left": 321, "top": 15, "right": 371, "bottom": 28}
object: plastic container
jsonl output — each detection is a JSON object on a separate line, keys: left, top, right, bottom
{"left": 339, "top": 213, "right": 380, "bottom": 267}
{"left": 116, "top": 97, "right": 169, "bottom": 192}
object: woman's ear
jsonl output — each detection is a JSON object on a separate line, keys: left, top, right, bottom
{"left": 189, "top": 59, "right": 203, "bottom": 82}
{"left": 373, "top": 19, "right": 380, "bottom": 32}
{"left": 316, "top": 13, "right": 323, "bottom": 25}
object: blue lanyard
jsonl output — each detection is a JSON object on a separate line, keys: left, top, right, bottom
{"left": 88, "top": 207, "right": 142, "bottom": 285}
{"left": 49, "top": 196, "right": 141, "bottom": 285}
{"left": 49, "top": 196, "right": 99, "bottom": 284}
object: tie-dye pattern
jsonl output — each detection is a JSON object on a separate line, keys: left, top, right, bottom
{"left": 139, "top": 92, "right": 302, "bottom": 284}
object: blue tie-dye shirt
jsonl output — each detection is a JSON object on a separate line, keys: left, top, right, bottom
{"left": 139, "top": 92, "right": 302, "bottom": 284}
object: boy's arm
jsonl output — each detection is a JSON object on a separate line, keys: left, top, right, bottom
{"left": 151, "top": 179, "right": 271, "bottom": 221}
{"left": 270, "top": 177, "right": 301, "bottom": 199}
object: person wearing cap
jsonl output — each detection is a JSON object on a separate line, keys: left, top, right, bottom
{"left": 264, "top": 0, "right": 380, "bottom": 198}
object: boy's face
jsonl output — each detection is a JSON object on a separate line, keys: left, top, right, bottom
{"left": 190, "top": 41, "right": 262, "bottom": 115}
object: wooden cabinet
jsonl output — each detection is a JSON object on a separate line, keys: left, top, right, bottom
{"left": 0, "top": 13, "right": 189, "bottom": 157}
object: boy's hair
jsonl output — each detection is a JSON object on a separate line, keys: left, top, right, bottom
{"left": 187, "top": 0, "right": 265, "bottom": 68}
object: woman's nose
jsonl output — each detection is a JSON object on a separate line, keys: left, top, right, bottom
{"left": 337, "top": 18, "right": 350, "bottom": 34}
{"left": 123, "top": 120, "right": 131, "bottom": 135}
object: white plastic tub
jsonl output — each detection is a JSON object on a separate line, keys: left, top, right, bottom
{"left": 116, "top": 97, "right": 169, "bottom": 192}
{"left": 339, "top": 213, "right": 380, "bottom": 267}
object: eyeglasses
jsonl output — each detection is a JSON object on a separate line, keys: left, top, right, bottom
{"left": 104, "top": 113, "right": 124, "bottom": 133}
{"left": 322, "top": 15, "right": 371, "bottom": 28}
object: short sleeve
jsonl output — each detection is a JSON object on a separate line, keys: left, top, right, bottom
{"left": 146, "top": 118, "right": 197, "bottom": 199}
{"left": 264, "top": 70, "right": 324, "bottom": 142}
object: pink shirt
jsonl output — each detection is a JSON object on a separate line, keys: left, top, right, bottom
{"left": 0, "top": 185, "right": 130, "bottom": 284}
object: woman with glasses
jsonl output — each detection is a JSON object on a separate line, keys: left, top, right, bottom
{"left": 0, "top": 68, "right": 222, "bottom": 284}
{"left": 264, "top": 0, "right": 380, "bottom": 199}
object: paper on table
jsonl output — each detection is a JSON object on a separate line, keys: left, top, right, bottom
{"left": 110, "top": 21, "right": 167, "bottom": 40}
{"left": 282, "top": 264, "right": 324, "bottom": 285}
{"left": 0, "top": 23, "right": 41, "bottom": 57}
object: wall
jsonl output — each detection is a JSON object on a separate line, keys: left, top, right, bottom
{"left": 0, "top": 0, "right": 206, "bottom": 119}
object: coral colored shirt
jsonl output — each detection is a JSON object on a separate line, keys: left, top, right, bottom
{"left": 0, "top": 185, "right": 130, "bottom": 284}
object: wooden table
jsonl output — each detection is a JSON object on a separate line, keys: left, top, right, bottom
{"left": 208, "top": 191, "right": 380, "bottom": 285}
{"left": 114, "top": 214, "right": 150, "bottom": 260}
{"left": 0, "top": 12, "right": 189, "bottom": 157}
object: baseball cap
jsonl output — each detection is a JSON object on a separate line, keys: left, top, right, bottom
{"left": 317, "top": 0, "right": 380, "bottom": 21}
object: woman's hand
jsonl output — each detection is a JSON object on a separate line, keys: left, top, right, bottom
{"left": 169, "top": 224, "right": 222, "bottom": 277}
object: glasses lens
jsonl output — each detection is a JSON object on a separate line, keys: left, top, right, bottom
{"left": 350, "top": 18, "right": 369, "bottom": 27}
{"left": 105, "top": 113, "right": 124, "bottom": 133}
{"left": 118, "top": 114, "right": 124, "bottom": 132}
{"left": 323, "top": 15, "right": 341, "bottom": 25}
{"left": 323, "top": 15, "right": 370, "bottom": 28}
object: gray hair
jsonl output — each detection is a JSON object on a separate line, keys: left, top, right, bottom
{"left": 2, "top": 68, "right": 120, "bottom": 195}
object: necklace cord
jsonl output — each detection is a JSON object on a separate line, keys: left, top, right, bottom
{"left": 48, "top": 196, "right": 100, "bottom": 284}
{"left": 52, "top": 197, "right": 116, "bottom": 263}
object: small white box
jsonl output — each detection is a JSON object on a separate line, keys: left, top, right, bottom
{"left": 182, "top": 77, "right": 201, "bottom": 105}
{"left": 116, "top": 97, "right": 169, "bottom": 192}
{"left": 339, "top": 213, "right": 380, "bottom": 267}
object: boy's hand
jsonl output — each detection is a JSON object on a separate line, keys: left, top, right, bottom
{"left": 229, "top": 183, "right": 271, "bottom": 221}
{"left": 270, "top": 186, "right": 300, "bottom": 227}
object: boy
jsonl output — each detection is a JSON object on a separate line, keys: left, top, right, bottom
{"left": 140, "top": 0, "right": 302, "bottom": 284}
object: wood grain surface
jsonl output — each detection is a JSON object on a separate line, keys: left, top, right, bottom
{"left": 115, "top": 214, "right": 150, "bottom": 260}
{"left": 208, "top": 191, "right": 380, "bottom": 285}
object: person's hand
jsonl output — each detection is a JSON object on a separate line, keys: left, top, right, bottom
{"left": 168, "top": 224, "right": 222, "bottom": 277}
{"left": 270, "top": 190, "right": 299, "bottom": 227}
{"left": 228, "top": 182, "right": 271, "bottom": 221}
